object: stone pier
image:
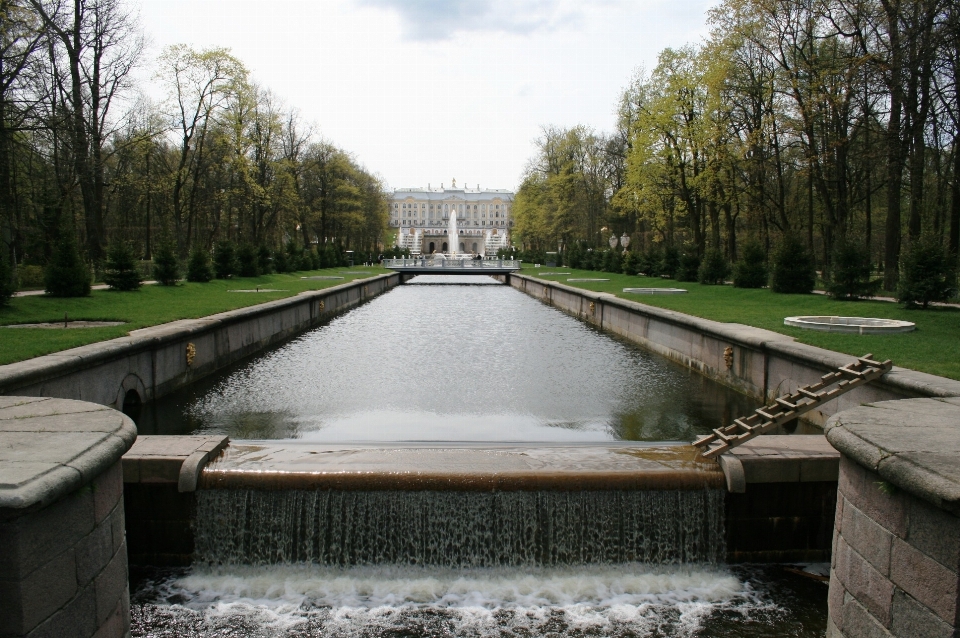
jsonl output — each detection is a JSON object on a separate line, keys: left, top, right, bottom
{"left": 825, "top": 397, "right": 960, "bottom": 638}
{"left": 0, "top": 397, "right": 136, "bottom": 638}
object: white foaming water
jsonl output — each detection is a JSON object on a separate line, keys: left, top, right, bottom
{"left": 139, "top": 563, "right": 763, "bottom": 637}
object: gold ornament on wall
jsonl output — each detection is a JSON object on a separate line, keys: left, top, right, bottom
{"left": 589, "top": 302, "right": 596, "bottom": 314}
{"left": 319, "top": 300, "right": 325, "bottom": 311}
{"left": 186, "top": 342, "right": 196, "bottom": 367}
{"left": 723, "top": 346, "right": 734, "bottom": 369}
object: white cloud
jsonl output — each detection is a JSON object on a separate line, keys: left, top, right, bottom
{"left": 137, "top": 0, "right": 718, "bottom": 191}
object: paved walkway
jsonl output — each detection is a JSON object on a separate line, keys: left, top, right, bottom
{"left": 812, "top": 289, "right": 960, "bottom": 308}
{"left": 14, "top": 280, "right": 159, "bottom": 297}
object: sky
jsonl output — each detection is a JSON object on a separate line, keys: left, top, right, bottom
{"left": 137, "top": 0, "right": 717, "bottom": 192}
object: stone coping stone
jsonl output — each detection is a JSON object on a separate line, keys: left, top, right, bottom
{"left": 0, "top": 397, "right": 136, "bottom": 510}
{"left": 0, "top": 273, "right": 395, "bottom": 395}
{"left": 718, "top": 434, "right": 840, "bottom": 492}
{"left": 825, "top": 397, "right": 960, "bottom": 513}
{"left": 623, "top": 288, "right": 688, "bottom": 295}
{"left": 198, "top": 442, "right": 724, "bottom": 492}
{"left": 514, "top": 274, "right": 960, "bottom": 400}
{"left": 122, "top": 434, "right": 229, "bottom": 492}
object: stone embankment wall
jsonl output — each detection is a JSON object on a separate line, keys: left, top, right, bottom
{"left": 0, "top": 274, "right": 399, "bottom": 410}
{"left": 824, "top": 398, "right": 960, "bottom": 638}
{"left": 0, "top": 397, "right": 137, "bottom": 638}
{"left": 507, "top": 274, "right": 960, "bottom": 424}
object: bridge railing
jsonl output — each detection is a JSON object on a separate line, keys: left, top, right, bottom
{"left": 382, "top": 258, "right": 521, "bottom": 269}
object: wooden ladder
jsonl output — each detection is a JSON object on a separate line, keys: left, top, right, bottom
{"left": 693, "top": 354, "right": 892, "bottom": 459}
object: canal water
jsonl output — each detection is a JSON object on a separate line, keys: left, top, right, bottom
{"left": 137, "top": 275, "right": 760, "bottom": 442}
{"left": 131, "top": 276, "right": 828, "bottom": 637}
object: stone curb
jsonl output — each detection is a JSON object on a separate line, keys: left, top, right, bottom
{"left": 516, "top": 274, "right": 960, "bottom": 400}
{"left": 0, "top": 397, "right": 137, "bottom": 511}
{"left": 825, "top": 398, "right": 960, "bottom": 513}
{"left": 0, "top": 274, "right": 395, "bottom": 395}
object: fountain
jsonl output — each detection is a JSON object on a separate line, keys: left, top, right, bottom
{"left": 448, "top": 207, "right": 459, "bottom": 257}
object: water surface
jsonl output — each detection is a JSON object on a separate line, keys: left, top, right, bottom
{"left": 139, "top": 276, "right": 758, "bottom": 442}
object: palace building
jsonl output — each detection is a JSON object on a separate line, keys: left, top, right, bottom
{"left": 390, "top": 180, "right": 514, "bottom": 256}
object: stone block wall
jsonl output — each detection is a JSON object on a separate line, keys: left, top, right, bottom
{"left": 0, "top": 461, "right": 129, "bottom": 638}
{"left": 828, "top": 456, "right": 959, "bottom": 637}
{"left": 825, "top": 398, "right": 960, "bottom": 638}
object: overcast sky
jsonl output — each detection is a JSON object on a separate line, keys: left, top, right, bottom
{"left": 138, "top": 0, "right": 717, "bottom": 192}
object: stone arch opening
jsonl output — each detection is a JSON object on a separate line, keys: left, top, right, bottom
{"left": 122, "top": 389, "right": 142, "bottom": 421}
{"left": 442, "top": 242, "right": 448, "bottom": 252}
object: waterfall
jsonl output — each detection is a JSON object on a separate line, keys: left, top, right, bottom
{"left": 448, "top": 209, "right": 458, "bottom": 256}
{"left": 194, "top": 489, "right": 725, "bottom": 567}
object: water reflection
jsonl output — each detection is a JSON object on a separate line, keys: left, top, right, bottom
{"left": 138, "top": 275, "right": 760, "bottom": 441}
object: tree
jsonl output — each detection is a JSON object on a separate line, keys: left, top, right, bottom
{"left": 771, "top": 234, "right": 816, "bottom": 294}
{"left": 45, "top": 233, "right": 90, "bottom": 296}
{"left": 213, "top": 240, "right": 236, "bottom": 278}
{"left": 825, "top": 238, "right": 880, "bottom": 299}
{"left": 186, "top": 246, "right": 213, "bottom": 282}
{"left": 897, "top": 237, "right": 956, "bottom": 308}
{"left": 103, "top": 240, "right": 141, "bottom": 290}
{"left": 733, "top": 239, "right": 767, "bottom": 288}
{"left": 698, "top": 248, "right": 730, "bottom": 284}
{"left": 152, "top": 241, "right": 180, "bottom": 286}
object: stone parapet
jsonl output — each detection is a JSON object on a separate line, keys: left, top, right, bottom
{"left": 0, "top": 274, "right": 398, "bottom": 411}
{"left": 510, "top": 274, "right": 960, "bottom": 426}
{"left": 825, "top": 398, "right": 960, "bottom": 638}
{"left": 0, "top": 397, "right": 136, "bottom": 638}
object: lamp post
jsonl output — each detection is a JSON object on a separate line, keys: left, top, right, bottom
{"left": 621, "top": 233, "right": 630, "bottom": 250}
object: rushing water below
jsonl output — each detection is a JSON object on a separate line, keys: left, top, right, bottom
{"left": 131, "top": 563, "right": 828, "bottom": 637}
{"left": 138, "top": 276, "right": 760, "bottom": 442}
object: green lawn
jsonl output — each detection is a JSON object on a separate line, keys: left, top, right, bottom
{"left": 0, "top": 266, "right": 388, "bottom": 365}
{"left": 520, "top": 264, "right": 960, "bottom": 381}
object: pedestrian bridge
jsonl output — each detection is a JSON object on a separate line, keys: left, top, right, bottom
{"left": 382, "top": 257, "right": 521, "bottom": 276}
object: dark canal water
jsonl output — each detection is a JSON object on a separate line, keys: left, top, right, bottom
{"left": 138, "top": 275, "right": 759, "bottom": 443}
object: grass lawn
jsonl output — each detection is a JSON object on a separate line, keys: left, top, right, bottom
{"left": 519, "top": 264, "right": 960, "bottom": 382}
{"left": 0, "top": 266, "right": 388, "bottom": 365}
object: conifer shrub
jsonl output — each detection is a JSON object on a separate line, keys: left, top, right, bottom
{"left": 257, "top": 245, "right": 273, "bottom": 274}
{"left": 273, "top": 247, "right": 290, "bottom": 273}
{"left": 676, "top": 252, "right": 701, "bottom": 282}
{"left": 214, "top": 240, "right": 237, "bottom": 279}
{"left": 603, "top": 249, "right": 621, "bottom": 273}
{"left": 104, "top": 241, "right": 143, "bottom": 291}
{"left": 0, "top": 254, "right": 14, "bottom": 307}
{"left": 566, "top": 243, "right": 584, "bottom": 269}
{"left": 45, "top": 233, "right": 91, "bottom": 297}
{"left": 662, "top": 245, "right": 680, "bottom": 279}
{"left": 285, "top": 241, "right": 303, "bottom": 271}
{"left": 897, "top": 236, "right": 957, "bottom": 308}
{"left": 622, "top": 250, "right": 642, "bottom": 275}
{"left": 186, "top": 246, "right": 213, "bottom": 282}
{"left": 309, "top": 248, "right": 322, "bottom": 270}
{"left": 825, "top": 238, "right": 880, "bottom": 300}
{"left": 698, "top": 248, "right": 730, "bottom": 285}
{"left": 771, "top": 234, "right": 816, "bottom": 293}
{"left": 733, "top": 240, "right": 768, "bottom": 288}
{"left": 152, "top": 241, "right": 180, "bottom": 286}
{"left": 643, "top": 245, "right": 664, "bottom": 277}
{"left": 236, "top": 244, "right": 260, "bottom": 278}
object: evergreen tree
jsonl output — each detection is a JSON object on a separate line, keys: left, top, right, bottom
{"left": 733, "top": 240, "right": 768, "bottom": 288}
{"left": 897, "top": 237, "right": 957, "bottom": 308}
{"left": 186, "top": 246, "right": 213, "bottom": 282}
{"left": 257, "top": 245, "right": 273, "bottom": 274}
{"left": 676, "top": 252, "right": 701, "bottom": 282}
{"left": 236, "top": 244, "right": 260, "bottom": 277}
{"left": 273, "top": 247, "right": 290, "bottom": 273}
{"left": 214, "top": 240, "right": 237, "bottom": 278}
{"left": 0, "top": 254, "right": 14, "bottom": 307}
{"left": 770, "top": 235, "right": 816, "bottom": 294}
{"left": 152, "top": 241, "right": 181, "bottom": 286}
{"left": 45, "top": 233, "right": 91, "bottom": 297}
{"left": 698, "top": 248, "right": 730, "bottom": 285}
{"left": 103, "top": 241, "right": 143, "bottom": 290}
{"left": 662, "top": 245, "right": 680, "bottom": 279}
{"left": 826, "top": 238, "right": 880, "bottom": 299}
